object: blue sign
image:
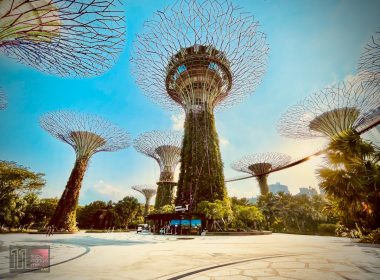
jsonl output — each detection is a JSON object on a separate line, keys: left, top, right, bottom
{"left": 170, "top": 219, "right": 202, "bottom": 227}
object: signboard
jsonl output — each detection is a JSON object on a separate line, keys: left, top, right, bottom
{"left": 175, "top": 204, "right": 189, "bottom": 212}
{"left": 170, "top": 219, "right": 202, "bottom": 227}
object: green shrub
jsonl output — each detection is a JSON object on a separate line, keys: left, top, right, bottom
{"left": 318, "top": 223, "right": 336, "bottom": 235}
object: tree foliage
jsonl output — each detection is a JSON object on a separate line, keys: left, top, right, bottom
{"left": 317, "top": 132, "right": 380, "bottom": 233}
{"left": 0, "top": 161, "right": 45, "bottom": 198}
{"left": 233, "top": 205, "right": 264, "bottom": 229}
{"left": 257, "top": 192, "right": 336, "bottom": 233}
{"left": 77, "top": 196, "right": 142, "bottom": 230}
{"left": 197, "top": 200, "right": 233, "bottom": 231}
{"left": 114, "top": 196, "right": 141, "bottom": 228}
{"left": 151, "top": 204, "right": 175, "bottom": 214}
{"left": 0, "top": 161, "right": 45, "bottom": 229}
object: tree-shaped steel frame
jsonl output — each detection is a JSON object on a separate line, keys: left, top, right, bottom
{"left": 358, "top": 31, "right": 380, "bottom": 89}
{"left": 132, "top": 185, "right": 157, "bottom": 216}
{"left": 0, "top": 0, "right": 125, "bottom": 77}
{"left": 231, "top": 152, "right": 291, "bottom": 195}
{"left": 131, "top": 0, "right": 268, "bottom": 210}
{"left": 40, "top": 111, "right": 130, "bottom": 232}
{"left": 134, "top": 130, "right": 182, "bottom": 209}
{"left": 131, "top": 0, "right": 268, "bottom": 111}
{"left": 226, "top": 120, "right": 379, "bottom": 184}
{"left": 277, "top": 78, "right": 379, "bottom": 140}
{"left": 41, "top": 111, "right": 130, "bottom": 158}
{"left": 0, "top": 89, "right": 7, "bottom": 110}
{"left": 134, "top": 130, "right": 182, "bottom": 182}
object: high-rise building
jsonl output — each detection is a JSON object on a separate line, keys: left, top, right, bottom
{"left": 298, "top": 187, "right": 318, "bottom": 196}
{"left": 269, "top": 182, "right": 290, "bottom": 194}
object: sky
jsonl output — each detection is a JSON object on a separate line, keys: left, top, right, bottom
{"left": 0, "top": 0, "right": 379, "bottom": 205}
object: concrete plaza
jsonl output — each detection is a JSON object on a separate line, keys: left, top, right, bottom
{"left": 0, "top": 232, "right": 379, "bottom": 279}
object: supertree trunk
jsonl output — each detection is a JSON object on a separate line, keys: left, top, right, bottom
{"left": 132, "top": 185, "right": 156, "bottom": 217}
{"left": 257, "top": 175, "right": 269, "bottom": 195}
{"left": 144, "top": 199, "right": 151, "bottom": 217}
{"left": 40, "top": 111, "right": 130, "bottom": 233}
{"left": 176, "top": 110, "right": 227, "bottom": 210}
{"left": 49, "top": 156, "right": 89, "bottom": 232}
{"left": 155, "top": 182, "right": 176, "bottom": 209}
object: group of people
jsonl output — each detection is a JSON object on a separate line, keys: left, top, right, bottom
{"left": 158, "top": 224, "right": 207, "bottom": 235}
{"left": 159, "top": 224, "right": 180, "bottom": 235}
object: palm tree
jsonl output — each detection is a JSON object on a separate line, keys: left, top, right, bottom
{"left": 317, "top": 131, "right": 380, "bottom": 232}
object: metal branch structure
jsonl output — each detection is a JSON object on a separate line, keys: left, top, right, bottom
{"left": 363, "top": 125, "right": 380, "bottom": 147}
{"left": 226, "top": 121, "right": 379, "bottom": 183}
{"left": 131, "top": 0, "right": 268, "bottom": 210}
{"left": 277, "top": 78, "right": 380, "bottom": 140}
{"left": 0, "top": 0, "right": 125, "bottom": 77}
{"left": 132, "top": 185, "right": 157, "bottom": 216}
{"left": 358, "top": 31, "right": 380, "bottom": 89}
{"left": 0, "top": 89, "right": 7, "bottom": 110}
{"left": 231, "top": 153, "right": 291, "bottom": 195}
{"left": 40, "top": 111, "right": 130, "bottom": 232}
{"left": 134, "top": 130, "right": 182, "bottom": 209}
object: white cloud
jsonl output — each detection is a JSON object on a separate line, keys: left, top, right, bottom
{"left": 219, "top": 136, "right": 230, "bottom": 147}
{"left": 171, "top": 113, "right": 185, "bottom": 131}
{"left": 91, "top": 180, "right": 134, "bottom": 202}
{"left": 94, "top": 180, "right": 122, "bottom": 196}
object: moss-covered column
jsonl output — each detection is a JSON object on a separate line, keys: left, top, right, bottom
{"left": 176, "top": 109, "right": 227, "bottom": 210}
{"left": 256, "top": 175, "right": 269, "bottom": 195}
{"left": 48, "top": 156, "right": 89, "bottom": 232}
{"left": 155, "top": 181, "right": 176, "bottom": 209}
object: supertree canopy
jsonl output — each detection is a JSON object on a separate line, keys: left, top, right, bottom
{"left": 134, "top": 130, "right": 182, "bottom": 209}
{"left": 131, "top": 0, "right": 268, "bottom": 210}
{"left": 132, "top": 185, "right": 157, "bottom": 216}
{"left": 0, "top": 0, "right": 125, "bottom": 77}
{"left": 0, "top": 89, "right": 6, "bottom": 110}
{"left": 358, "top": 31, "right": 380, "bottom": 88}
{"left": 231, "top": 153, "right": 291, "bottom": 195}
{"left": 40, "top": 111, "right": 130, "bottom": 232}
{"left": 277, "top": 78, "right": 380, "bottom": 140}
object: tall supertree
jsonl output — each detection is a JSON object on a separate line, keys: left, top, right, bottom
{"left": 0, "top": 89, "right": 6, "bottom": 110}
{"left": 40, "top": 111, "right": 130, "bottom": 232}
{"left": 132, "top": 185, "right": 157, "bottom": 216}
{"left": 231, "top": 153, "right": 291, "bottom": 195}
{"left": 134, "top": 130, "right": 182, "bottom": 209}
{"left": 358, "top": 31, "right": 380, "bottom": 89}
{"left": 277, "top": 78, "right": 379, "bottom": 140}
{"left": 131, "top": 0, "right": 268, "bottom": 210}
{"left": 0, "top": 0, "right": 125, "bottom": 77}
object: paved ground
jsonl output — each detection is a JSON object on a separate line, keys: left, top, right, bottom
{"left": 0, "top": 232, "right": 379, "bottom": 279}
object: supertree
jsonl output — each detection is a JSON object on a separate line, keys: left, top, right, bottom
{"left": 0, "top": 89, "right": 6, "bottom": 110}
{"left": 277, "top": 78, "right": 380, "bottom": 141}
{"left": 231, "top": 153, "right": 291, "bottom": 195}
{"left": 358, "top": 31, "right": 379, "bottom": 89}
{"left": 0, "top": 0, "right": 125, "bottom": 77}
{"left": 134, "top": 130, "right": 182, "bottom": 209}
{"left": 40, "top": 111, "right": 130, "bottom": 232}
{"left": 131, "top": 0, "right": 268, "bottom": 210}
{"left": 132, "top": 185, "right": 157, "bottom": 216}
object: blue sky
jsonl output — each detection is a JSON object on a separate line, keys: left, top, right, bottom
{"left": 0, "top": 0, "right": 379, "bottom": 204}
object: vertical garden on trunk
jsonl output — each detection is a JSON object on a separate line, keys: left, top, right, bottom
{"left": 177, "top": 110, "right": 226, "bottom": 209}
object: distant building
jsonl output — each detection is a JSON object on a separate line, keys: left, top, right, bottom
{"left": 269, "top": 182, "right": 290, "bottom": 194}
{"left": 298, "top": 187, "right": 318, "bottom": 196}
